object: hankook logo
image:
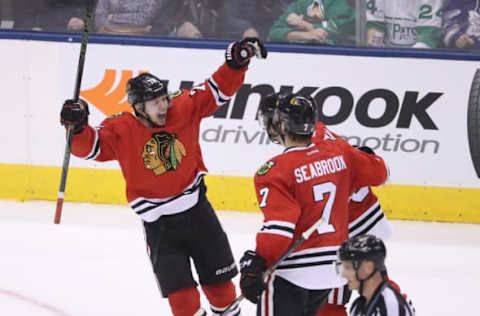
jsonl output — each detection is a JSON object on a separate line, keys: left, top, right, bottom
{"left": 81, "top": 69, "right": 444, "bottom": 155}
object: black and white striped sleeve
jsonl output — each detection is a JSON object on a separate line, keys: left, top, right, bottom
{"left": 207, "top": 76, "right": 231, "bottom": 106}
{"left": 259, "top": 220, "right": 295, "bottom": 239}
{"left": 79, "top": 127, "right": 101, "bottom": 160}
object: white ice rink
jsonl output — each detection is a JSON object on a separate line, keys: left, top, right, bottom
{"left": 0, "top": 199, "right": 478, "bottom": 316}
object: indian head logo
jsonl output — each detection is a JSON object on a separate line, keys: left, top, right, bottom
{"left": 80, "top": 69, "right": 148, "bottom": 116}
{"left": 142, "top": 131, "right": 186, "bottom": 175}
{"left": 290, "top": 97, "right": 300, "bottom": 106}
{"left": 257, "top": 161, "right": 276, "bottom": 176}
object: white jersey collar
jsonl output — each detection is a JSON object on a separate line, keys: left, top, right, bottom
{"left": 283, "top": 143, "right": 315, "bottom": 154}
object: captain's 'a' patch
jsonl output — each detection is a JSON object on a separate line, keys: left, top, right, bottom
{"left": 170, "top": 90, "right": 183, "bottom": 98}
{"left": 257, "top": 161, "right": 276, "bottom": 176}
{"left": 106, "top": 112, "right": 127, "bottom": 120}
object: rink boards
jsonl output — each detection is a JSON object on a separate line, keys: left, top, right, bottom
{"left": 1, "top": 35, "right": 479, "bottom": 223}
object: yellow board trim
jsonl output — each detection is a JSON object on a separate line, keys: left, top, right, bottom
{"left": 1, "top": 164, "right": 479, "bottom": 223}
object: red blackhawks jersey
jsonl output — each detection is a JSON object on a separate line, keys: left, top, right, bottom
{"left": 253, "top": 140, "right": 388, "bottom": 290}
{"left": 312, "top": 122, "right": 393, "bottom": 241}
{"left": 70, "top": 63, "right": 246, "bottom": 222}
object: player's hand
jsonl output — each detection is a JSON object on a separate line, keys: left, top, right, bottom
{"left": 455, "top": 34, "right": 475, "bottom": 48}
{"left": 239, "top": 250, "right": 267, "bottom": 304}
{"left": 60, "top": 99, "right": 89, "bottom": 134}
{"left": 286, "top": 13, "right": 305, "bottom": 27}
{"left": 225, "top": 37, "right": 267, "bottom": 70}
{"left": 311, "top": 28, "right": 328, "bottom": 42}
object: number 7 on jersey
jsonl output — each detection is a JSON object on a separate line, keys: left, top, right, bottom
{"left": 258, "top": 182, "right": 337, "bottom": 235}
{"left": 312, "top": 182, "right": 336, "bottom": 235}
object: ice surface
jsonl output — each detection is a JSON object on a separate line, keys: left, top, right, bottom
{"left": 0, "top": 200, "right": 478, "bottom": 315}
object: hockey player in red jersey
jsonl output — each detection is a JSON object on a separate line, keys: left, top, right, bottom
{"left": 239, "top": 93, "right": 388, "bottom": 316}
{"left": 254, "top": 93, "right": 399, "bottom": 316}
{"left": 60, "top": 38, "right": 267, "bottom": 316}
{"left": 311, "top": 121, "right": 392, "bottom": 316}
{"left": 312, "top": 121, "right": 393, "bottom": 241}
{"left": 260, "top": 95, "right": 392, "bottom": 243}
{"left": 312, "top": 121, "right": 403, "bottom": 316}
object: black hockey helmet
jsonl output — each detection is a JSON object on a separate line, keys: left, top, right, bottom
{"left": 126, "top": 73, "right": 168, "bottom": 107}
{"left": 338, "top": 234, "right": 386, "bottom": 272}
{"left": 272, "top": 93, "right": 317, "bottom": 135}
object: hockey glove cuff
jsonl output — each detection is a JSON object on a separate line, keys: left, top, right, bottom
{"left": 60, "top": 99, "right": 90, "bottom": 134}
{"left": 239, "top": 250, "right": 267, "bottom": 304}
{"left": 225, "top": 37, "right": 267, "bottom": 70}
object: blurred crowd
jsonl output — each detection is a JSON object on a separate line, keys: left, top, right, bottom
{"left": 0, "top": 0, "right": 479, "bottom": 50}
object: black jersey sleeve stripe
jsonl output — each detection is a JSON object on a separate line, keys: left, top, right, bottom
{"left": 349, "top": 205, "right": 381, "bottom": 233}
{"left": 354, "top": 213, "right": 385, "bottom": 237}
{"left": 276, "top": 260, "right": 334, "bottom": 270}
{"left": 261, "top": 224, "right": 295, "bottom": 234}
{"left": 283, "top": 250, "right": 337, "bottom": 261}
{"left": 207, "top": 77, "right": 229, "bottom": 105}
{"left": 86, "top": 139, "right": 101, "bottom": 160}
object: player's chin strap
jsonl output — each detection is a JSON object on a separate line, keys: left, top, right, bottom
{"left": 357, "top": 268, "right": 385, "bottom": 297}
{"left": 266, "top": 126, "right": 281, "bottom": 144}
{"left": 134, "top": 103, "right": 166, "bottom": 128}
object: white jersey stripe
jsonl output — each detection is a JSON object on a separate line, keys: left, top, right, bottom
{"left": 207, "top": 77, "right": 230, "bottom": 106}
{"left": 129, "top": 172, "right": 205, "bottom": 222}
{"left": 129, "top": 172, "right": 205, "bottom": 206}
{"left": 283, "top": 143, "right": 316, "bottom": 153}
{"left": 134, "top": 190, "right": 199, "bottom": 222}
{"left": 349, "top": 210, "right": 384, "bottom": 237}
{"left": 211, "top": 301, "right": 240, "bottom": 316}
{"left": 279, "top": 254, "right": 337, "bottom": 267}
{"left": 80, "top": 128, "right": 101, "bottom": 160}
{"left": 260, "top": 220, "right": 295, "bottom": 239}
{"left": 383, "top": 286, "right": 400, "bottom": 316}
{"left": 337, "top": 286, "right": 344, "bottom": 305}
{"left": 259, "top": 229, "right": 293, "bottom": 239}
{"left": 348, "top": 200, "right": 393, "bottom": 240}
{"left": 349, "top": 200, "right": 380, "bottom": 228}
{"left": 274, "top": 245, "right": 345, "bottom": 289}
{"left": 260, "top": 273, "right": 275, "bottom": 316}
{"left": 268, "top": 274, "right": 275, "bottom": 316}
{"left": 133, "top": 201, "right": 158, "bottom": 212}
{"left": 327, "top": 286, "right": 347, "bottom": 305}
{"left": 289, "top": 245, "right": 340, "bottom": 256}
{"left": 208, "top": 76, "right": 231, "bottom": 99}
{"left": 264, "top": 220, "right": 295, "bottom": 229}
{"left": 327, "top": 288, "right": 335, "bottom": 304}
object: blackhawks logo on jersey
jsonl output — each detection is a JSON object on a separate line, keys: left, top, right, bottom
{"left": 170, "top": 90, "right": 183, "bottom": 98}
{"left": 106, "top": 112, "right": 127, "bottom": 120}
{"left": 142, "top": 131, "right": 186, "bottom": 175}
{"left": 257, "top": 161, "right": 276, "bottom": 176}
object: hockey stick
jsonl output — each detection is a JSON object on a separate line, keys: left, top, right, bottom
{"left": 221, "top": 216, "right": 326, "bottom": 315}
{"left": 54, "top": 0, "right": 94, "bottom": 224}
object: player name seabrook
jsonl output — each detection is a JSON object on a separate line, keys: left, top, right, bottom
{"left": 294, "top": 155, "right": 347, "bottom": 183}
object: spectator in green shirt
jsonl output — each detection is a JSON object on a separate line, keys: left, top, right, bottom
{"left": 269, "top": 0, "right": 355, "bottom": 45}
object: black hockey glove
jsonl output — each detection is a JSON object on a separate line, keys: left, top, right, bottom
{"left": 355, "top": 145, "right": 375, "bottom": 155}
{"left": 225, "top": 37, "right": 267, "bottom": 70}
{"left": 60, "top": 99, "right": 89, "bottom": 134}
{"left": 239, "top": 250, "right": 267, "bottom": 304}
